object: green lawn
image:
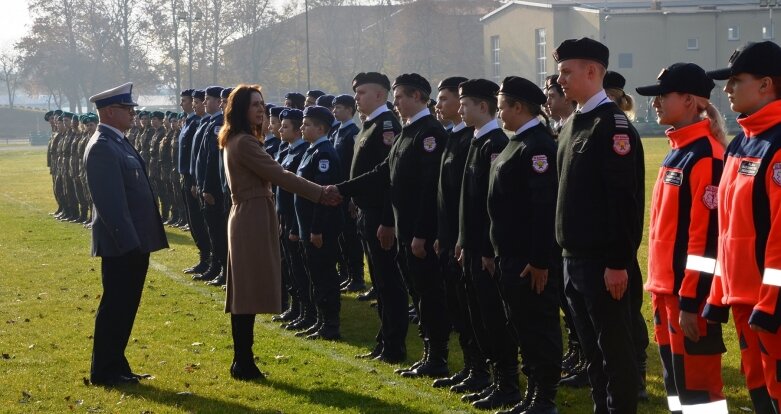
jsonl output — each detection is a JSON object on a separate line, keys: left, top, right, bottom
{"left": 0, "top": 141, "right": 755, "bottom": 413}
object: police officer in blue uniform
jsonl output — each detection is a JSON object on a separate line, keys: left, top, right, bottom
{"left": 85, "top": 82, "right": 168, "bottom": 386}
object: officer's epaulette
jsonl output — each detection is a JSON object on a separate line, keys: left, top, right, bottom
{"left": 613, "top": 113, "right": 630, "bottom": 130}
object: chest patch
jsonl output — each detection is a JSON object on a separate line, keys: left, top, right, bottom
{"left": 612, "top": 134, "right": 631, "bottom": 155}
{"left": 663, "top": 169, "right": 683, "bottom": 186}
{"left": 532, "top": 154, "right": 548, "bottom": 173}
{"left": 773, "top": 163, "right": 781, "bottom": 186}
{"left": 702, "top": 185, "right": 718, "bottom": 210}
{"left": 383, "top": 131, "right": 394, "bottom": 146}
{"left": 738, "top": 159, "right": 760, "bottom": 176}
{"left": 423, "top": 136, "right": 437, "bottom": 152}
{"left": 318, "top": 159, "right": 330, "bottom": 172}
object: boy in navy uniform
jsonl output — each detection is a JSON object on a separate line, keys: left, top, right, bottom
{"left": 295, "top": 106, "right": 344, "bottom": 340}
{"left": 285, "top": 92, "right": 306, "bottom": 110}
{"left": 266, "top": 106, "right": 284, "bottom": 157}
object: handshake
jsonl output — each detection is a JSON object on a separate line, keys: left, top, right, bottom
{"left": 320, "top": 185, "right": 343, "bottom": 206}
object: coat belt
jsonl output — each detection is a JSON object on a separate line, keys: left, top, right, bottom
{"left": 231, "top": 187, "right": 272, "bottom": 203}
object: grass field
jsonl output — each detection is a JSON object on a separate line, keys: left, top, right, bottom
{"left": 0, "top": 140, "right": 756, "bottom": 413}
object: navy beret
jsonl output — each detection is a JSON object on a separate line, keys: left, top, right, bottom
{"left": 553, "top": 37, "right": 609, "bottom": 68}
{"left": 180, "top": 88, "right": 194, "bottom": 97}
{"left": 393, "top": 73, "right": 432, "bottom": 96}
{"left": 498, "top": 76, "right": 547, "bottom": 106}
{"left": 280, "top": 108, "right": 304, "bottom": 122}
{"left": 603, "top": 71, "right": 626, "bottom": 90}
{"left": 192, "top": 89, "right": 206, "bottom": 100}
{"left": 352, "top": 72, "right": 391, "bottom": 92}
{"left": 220, "top": 87, "right": 233, "bottom": 98}
{"left": 315, "top": 94, "right": 335, "bottom": 108}
{"left": 265, "top": 103, "right": 276, "bottom": 115}
{"left": 205, "top": 86, "right": 223, "bottom": 98}
{"left": 333, "top": 94, "right": 355, "bottom": 108}
{"left": 151, "top": 111, "right": 165, "bottom": 119}
{"left": 459, "top": 78, "right": 499, "bottom": 102}
{"left": 307, "top": 89, "right": 326, "bottom": 99}
{"left": 438, "top": 76, "right": 468, "bottom": 91}
{"left": 285, "top": 92, "right": 306, "bottom": 108}
{"left": 269, "top": 106, "right": 285, "bottom": 118}
{"left": 138, "top": 110, "right": 150, "bottom": 118}
{"left": 303, "top": 105, "right": 335, "bottom": 127}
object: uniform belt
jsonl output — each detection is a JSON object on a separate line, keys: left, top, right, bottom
{"left": 231, "top": 187, "right": 272, "bottom": 203}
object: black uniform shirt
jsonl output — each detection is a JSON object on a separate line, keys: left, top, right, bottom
{"left": 437, "top": 122, "right": 474, "bottom": 251}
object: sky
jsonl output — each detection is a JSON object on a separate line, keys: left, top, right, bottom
{"left": 0, "top": 0, "right": 31, "bottom": 49}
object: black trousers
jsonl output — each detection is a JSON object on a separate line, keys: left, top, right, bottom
{"left": 202, "top": 192, "right": 228, "bottom": 269}
{"left": 628, "top": 256, "right": 649, "bottom": 371}
{"left": 338, "top": 207, "right": 365, "bottom": 280}
{"left": 303, "top": 234, "right": 341, "bottom": 322}
{"left": 90, "top": 250, "right": 149, "bottom": 382}
{"left": 462, "top": 250, "right": 515, "bottom": 366}
{"left": 356, "top": 207, "right": 408, "bottom": 355}
{"left": 498, "top": 256, "right": 562, "bottom": 385}
{"left": 280, "top": 228, "right": 311, "bottom": 311}
{"left": 397, "top": 241, "right": 449, "bottom": 345}
{"left": 563, "top": 257, "right": 638, "bottom": 414}
{"left": 181, "top": 175, "right": 210, "bottom": 260}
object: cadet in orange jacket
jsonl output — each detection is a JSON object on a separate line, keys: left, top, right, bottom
{"left": 704, "top": 41, "right": 781, "bottom": 414}
{"left": 637, "top": 63, "right": 728, "bottom": 414}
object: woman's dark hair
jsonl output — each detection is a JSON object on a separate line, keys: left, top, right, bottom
{"left": 218, "top": 84, "right": 265, "bottom": 149}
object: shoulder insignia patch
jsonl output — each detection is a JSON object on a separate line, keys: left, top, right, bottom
{"left": 215, "top": 126, "right": 221, "bottom": 134}
{"left": 318, "top": 159, "right": 330, "bottom": 172}
{"left": 702, "top": 185, "right": 718, "bottom": 209}
{"left": 383, "top": 131, "right": 395, "bottom": 146}
{"left": 663, "top": 169, "right": 683, "bottom": 186}
{"left": 614, "top": 114, "right": 629, "bottom": 129}
{"left": 490, "top": 153, "right": 500, "bottom": 163}
{"left": 532, "top": 154, "right": 548, "bottom": 173}
{"left": 423, "top": 136, "right": 437, "bottom": 152}
{"left": 383, "top": 120, "right": 393, "bottom": 131}
{"left": 612, "top": 134, "right": 631, "bottom": 155}
{"left": 773, "top": 163, "right": 781, "bottom": 186}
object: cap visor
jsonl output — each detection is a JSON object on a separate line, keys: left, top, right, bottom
{"left": 706, "top": 68, "right": 732, "bottom": 81}
{"left": 634, "top": 84, "right": 668, "bottom": 97}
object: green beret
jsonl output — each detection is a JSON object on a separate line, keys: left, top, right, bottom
{"left": 151, "top": 111, "right": 165, "bottom": 120}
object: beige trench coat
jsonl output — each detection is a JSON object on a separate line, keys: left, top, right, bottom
{"left": 223, "top": 133, "right": 322, "bottom": 314}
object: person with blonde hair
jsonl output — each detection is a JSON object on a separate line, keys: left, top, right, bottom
{"left": 604, "top": 71, "right": 636, "bottom": 121}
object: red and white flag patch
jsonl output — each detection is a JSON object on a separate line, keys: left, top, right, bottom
{"left": 773, "top": 163, "right": 781, "bottom": 186}
{"left": 612, "top": 134, "right": 631, "bottom": 155}
{"left": 532, "top": 154, "right": 548, "bottom": 173}
{"left": 382, "top": 131, "right": 395, "bottom": 146}
{"left": 702, "top": 185, "right": 718, "bottom": 210}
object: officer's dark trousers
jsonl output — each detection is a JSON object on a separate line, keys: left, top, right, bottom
{"left": 628, "top": 257, "right": 649, "bottom": 371}
{"left": 357, "top": 207, "right": 408, "bottom": 355}
{"left": 303, "top": 235, "right": 341, "bottom": 327}
{"left": 498, "top": 256, "right": 562, "bottom": 386}
{"left": 338, "top": 207, "right": 365, "bottom": 282}
{"left": 397, "top": 241, "right": 450, "bottom": 346}
{"left": 90, "top": 250, "right": 149, "bottom": 382}
{"left": 463, "top": 251, "right": 515, "bottom": 367}
{"left": 202, "top": 192, "right": 228, "bottom": 270}
{"left": 563, "top": 257, "right": 638, "bottom": 414}
{"left": 181, "top": 175, "right": 210, "bottom": 260}
{"left": 281, "top": 232, "right": 312, "bottom": 317}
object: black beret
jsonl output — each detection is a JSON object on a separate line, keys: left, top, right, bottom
{"left": 544, "top": 74, "right": 562, "bottom": 92}
{"left": 220, "top": 87, "right": 233, "bottom": 99}
{"left": 459, "top": 78, "right": 499, "bottom": 102}
{"left": 315, "top": 94, "right": 335, "bottom": 108}
{"left": 167, "top": 111, "right": 178, "bottom": 120}
{"left": 603, "top": 71, "right": 626, "bottom": 90}
{"left": 285, "top": 92, "right": 306, "bottom": 107}
{"left": 333, "top": 94, "right": 355, "bottom": 108}
{"left": 553, "top": 37, "right": 609, "bottom": 68}
{"left": 192, "top": 89, "right": 206, "bottom": 100}
{"left": 269, "top": 106, "right": 285, "bottom": 118}
{"left": 44, "top": 110, "right": 54, "bottom": 121}
{"left": 392, "top": 73, "right": 432, "bottom": 96}
{"left": 307, "top": 89, "right": 326, "bottom": 99}
{"left": 265, "top": 103, "right": 276, "bottom": 115}
{"left": 386, "top": 101, "right": 394, "bottom": 110}
{"left": 54, "top": 109, "right": 63, "bottom": 116}
{"left": 205, "top": 86, "right": 223, "bottom": 98}
{"left": 498, "top": 76, "right": 546, "bottom": 106}
{"left": 180, "top": 88, "right": 194, "bottom": 97}
{"left": 137, "top": 111, "right": 150, "bottom": 118}
{"left": 352, "top": 72, "right": 391, "bottom": 92}
{"left": 438, "top": 76, "right": 468, "bottom": 92}
{"left": 303, "top": 105, "right": 335, "bottom": 127}
{"left": 637, "top": 63, "right": 715, "bottom": 99}
{"left": 708, "top": 41, "right": 781, "bottom": 80}
{"left": 151, "top": 111, "right": 165, "bottom": 119}
{"left": 71, "top": 113, "right": 80, "bottom": 121}
{"left": 280, "top": 108, "right": 304, "bottom": 122}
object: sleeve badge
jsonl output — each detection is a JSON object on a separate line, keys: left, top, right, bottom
{"left": 383, "top": 131, "right": 395, "bottom": 146}
{"left": 702, "top": 184, "right": 718, "bottom": 209}
{"left": 318, "top": 159, "right": 330, "bottom": 172}
{"left": 773, "top": 163, "right": 781, "bottom": 186}
{"left": 215, "top": 126, "right": 221, "bottom": 134}
{"left": 423, "top": 136, "right": 437, "bottom": 152}
{"left": 532, "top": 154, "right": 549, "bottom": 173}
{"left": 612, "top": 134, "right": 631, "bottom": 155}
{"left": 490, "top": 153, "right": 500, "bottom": 163}
{"left": 383, "top": 120, "right": 393, "bottom": 130}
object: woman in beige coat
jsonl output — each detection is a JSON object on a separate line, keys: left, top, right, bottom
{"left": 218, "top": 85, "right": 327, "bottom": 380}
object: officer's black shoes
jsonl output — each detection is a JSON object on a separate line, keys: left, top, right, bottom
{"left": 432, "top": 367, "right": 469, "bottom": 388}
{"left": 637, "top": 360, "right": 648, "bottom": 401}
{"left": 183, "top": 261, "right": 208, "bottom": 274}
{"left": 401, "top": 343, "right": 448, "bottom": 378}
{"left": 451, "top": 370, "right": 492, "bottom": 394}
{"left": 271, "top": 303, "right": 299, "bottom": 323}
{"left": 497, "top": 379, "right": 536, "bottom": 414}
{"left": 206, "top": 274, "right": 226, "bottom": 286}
{"left": 558, "top": 368, "right": 588, "bottom": 388}
{"left": 230, "top": 360, "right": 265, "bottom": 381}
{"left": 284, "top": 317, "right": 315, "bottom": 331}
{"left": 90, "top": 374, "right": 140, "bottom": 387}
{"left": 357, "top": 287, "right": 376, "bottom": 301}
{"left": 342, "top": 281, "right": 367, "bottom": 293}
{"left": 192, "top": 263, "right": 219, "bottom": 281}
{"left": 306, "top": 326, "right": 341, "bottom": 341}
{"left": 395, "top": 358, "right": 424, "bottom": 374}
{"left": 356, "top": 344, "right": 383, "bottom": 359}
{"left": 472, "top": 386, "right": 522, "bottom": 410}
{"left": 294, "top": 322, "right": 322, "bottom": 337}
{"left": 374, "top": 351, "right": 406, "bottom": 364}
{"left": 462, "top": 384, "right": 496, "bottom": 403}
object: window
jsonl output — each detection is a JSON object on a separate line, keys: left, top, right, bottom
{"left": 491, "top": 35, "right": 500, "bottom": 83}
{"left": 687, "top": 38, "right": 699, "bottom": 50}
{"left": 728, "top": 25, "right": 740, "bottom": 41}
{"left": 535, "top": 29, "right": 547, "bottom": 87}
{"left": 618, "top": 53, "right": 633, "bottom": 69}
{"left": 763, "top": 24, "right": 774, "bottom": 40}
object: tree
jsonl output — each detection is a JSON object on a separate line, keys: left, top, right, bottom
{"left": 0, "top": 48, "right": 22, "bottom": 108}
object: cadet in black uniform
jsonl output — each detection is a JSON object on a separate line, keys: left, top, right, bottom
{"left": 305, "top": 89, "right": 326, "bottom": 107}
{"left": 431, "top": 76, "right": 491, "bottom": 393}
{"left": 331, "top": 94, "right": 366, "bottom": 293}
{"left": 266, "top": 106, "right": 284, "bottom": 156}
{"left": 338, "top": 72, "right": 408, "bottom": 363}
{"left": 490, "top": 76, "right": 561, "bottom": 414}
{"left": 333, "top": 73, "right": 450, "bottom": 376}
{"left": 190, "top": 89, "right": 216, "bottom": 281}
{"left": 452, "top": 79, "right": 517, "bottom": 410}
{"left": 315, "top": 94, "right": 340, "bottom": 139}
{"left": 295, "top": 106, "right": 344, "bottom": 340}
{"left": 285, "top": 92, "right": 306, "bottom": 110}
{"left": 554, "top": 38, "right": 643, "bottom": 414}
